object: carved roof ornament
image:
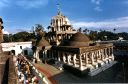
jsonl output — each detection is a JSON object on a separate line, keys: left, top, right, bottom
{"left": 56, "top": 3, "right": 61, "bottom": 15}
{"left": 0, "top": 18, "right": 3, "bottom": 24}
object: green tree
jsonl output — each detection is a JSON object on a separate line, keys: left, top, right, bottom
{"left": 13, "top": 31, "right": 31, "bottom": 42}
{"left": 34, "top": 24, "right": 45, "bottom": 39}
{"left": 87, "top": 30, "right": 119, "bottom": 41}
{"left": 88, "top": 30, "right": 98, "bottom": 41}
{"left": 96, "top": 30, "right": 118, "bottom": 40}
{"left": 3, "top": 34, "right": 9, "bottom": 42}
{"left": 117, "top": 32, "right": 128, "bottom": 40}
{"left": 3, "top": 34, "right": 14, "bottom": 42}
{"left": 35, "top": 24, "right": 44, "bottom": 32}
{"left": 83, "top": 28, "right": 88, "bottom": 34}
{"left": 77, "top": 27, "right": 82, "bottom": 32}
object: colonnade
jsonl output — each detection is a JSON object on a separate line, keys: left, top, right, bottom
{"left": 57, "top": 34, "right": 72, "bottom": 40}
{"left": 48, "top": 34, "right": 73, "bottom": 45}
{"left": 50, "top": 25, "right": 71, "bottom": 32}
{"left": 34, "top": 49, "right": 58, "bottom": 61}
{"left": 57, "top": 47, "right": 114, "bottom": 70}
{"left": 33, "top": 46, "right": 114, "bottom": 71}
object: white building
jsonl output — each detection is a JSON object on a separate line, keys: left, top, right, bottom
{"left": 1, "top": 41, "right": 33, "bottom": 56}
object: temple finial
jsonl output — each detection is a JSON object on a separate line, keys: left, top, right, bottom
{"left": 56, "top": 3, "right": 61, "bottom": 15}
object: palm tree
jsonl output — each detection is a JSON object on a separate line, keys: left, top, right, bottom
{"left": 47, "top": 26, "right": 51, "bottom": 31}
{"left": 113, "top": 28, "right": 116, "bottom": 33}
{"left": 83, "top": 28, "right": 88, "bottom": 34}
{"left": 35, "top": 24, "right": 44, "bottom": 32}
{"left": 78, "top": 27, "right": 82, "bottom": 32}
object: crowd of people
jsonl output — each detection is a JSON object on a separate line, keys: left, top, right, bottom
{"left": 15, "top": 54, "right": 39, "bottom": 84}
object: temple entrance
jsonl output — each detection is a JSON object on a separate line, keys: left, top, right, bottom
{"left": 39, "top": 50, "right": 43, "bottom": 58}
{"left": 24, "top": 50, "right": 28, "bottom": 55}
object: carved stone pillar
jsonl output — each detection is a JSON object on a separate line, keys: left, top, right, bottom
{"left": 58, "top": 51, "right": 61, "bottom": 61}
{"left": 111, "top": 47, "right": 113, "bottom": 55}
{"left": 91, "top": 52, "right": 94, "bottom": 65}
{"left": 73, "top": 54, "right": 76, "bottom": 67}
{"left": 101, "top": 49, "right": 104, "bottom": 60}
{"left": 33, "top": 51, "right": 36, "bottom": 58}
{"left": 85, "top": 53, "right": 88, "bottom": 65}
{"left": 97, "top": 50, "right": 100, "bottom": 60}
{"left": 42, "top": 51, "right": 44, "bottom": 59}
{"left": 99, "top": 50, "right": 101, "bottom": 60}
{"left": 58, "top": 23, "right": 60, "bottom": 31}
{"left": 111, "top": 47, "right": 114, "bottom": 60}
{"left": 45, "top": 50, "right": 47, "bottom": 57}
{"left": 35, "top": 49, "right": 40, "bottom": 61}
{"left": 103, "top": 49, "right": 106, "bottom": 58}
{"left": 96, "top": 51, "right": 98, "bottom": 62}
{"left": 62, "top": 52, "right": 66, "bottom": 63}
{"left": 103, "top": 49, "right": 105, "bottom": 59}
{"left": 67, "top": 53, "right": 71, "bottom": 65}
{"left": 109, "top": 47, "right": 111, "bottom": 56}
{"left": 79, "top": 54, "right": 83, "bottom": 70}
{"left": 107, "top": 48, "right": 110, "bottom": 58}
{"left": 68, "top": 35, "right": 71, "bottom": 39}
{"left": 44, "top": 50, "right": 47, "bottom": 61}
{"left": 105, "top": 48, "right": 108, "bottom": 58}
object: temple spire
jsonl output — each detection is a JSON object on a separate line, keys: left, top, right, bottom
{"left": 56, "top": 3, "right": 61, "bottom": 15}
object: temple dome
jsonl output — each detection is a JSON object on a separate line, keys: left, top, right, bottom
{"left": 69, "top": 32, "right": 90, "bottom": 42}
{"left": 61, "top": 32, "right": 92, "bottom": 47}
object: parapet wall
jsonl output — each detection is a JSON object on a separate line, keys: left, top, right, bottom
{"left": 1, "top": 55, "right": 18, "bottom": 84}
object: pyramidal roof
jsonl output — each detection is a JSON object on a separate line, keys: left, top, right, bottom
{"left": 36, "top": 37, "right": 50, "bottom": 47}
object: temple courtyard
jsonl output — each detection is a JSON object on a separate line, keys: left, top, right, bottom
{"left": 33, "top": 59, "right": 128, "bottom": 84}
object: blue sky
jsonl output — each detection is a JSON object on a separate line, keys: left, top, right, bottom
{"left": 0, "top": 0, "right": 128, "bottom": 34}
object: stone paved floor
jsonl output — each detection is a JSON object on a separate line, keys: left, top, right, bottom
{"left": 34, "top": 62, "right": 59, "bottom": 84}
{"left": 34, "top": 61, "right": 128, "bottom": 84}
